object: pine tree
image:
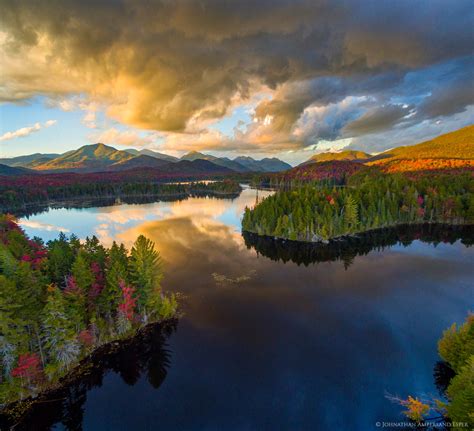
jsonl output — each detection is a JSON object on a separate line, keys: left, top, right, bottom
{"left": 100, "top": 242, "right": 129, "bottom": 317}
{"left": 0, "top": 275, "right": 27, "bottom": 381}
{"left": 46, "top": 233, "right": 74, "bottom": 286}
{"left": 129, "top": 236, "right": 163, "bottom": 320}
{"left": 84, "top": 236, "right": 107, "bottom": 268}
{"left": 71, "top": 250, "right": 94, "bottom": 293}
{"left": 343, "top": 195, "right": 359, "bottom": 233}
{"left": 41, "top": 286, "right": 80, "bottom": 373}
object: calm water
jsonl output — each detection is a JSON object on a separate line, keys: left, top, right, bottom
{"left": 13, "top": 188, "right": 474, "bottom": 430}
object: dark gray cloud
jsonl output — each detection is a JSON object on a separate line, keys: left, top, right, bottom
{"left": 343, "top": 104, "right": 411, "bottom": 136}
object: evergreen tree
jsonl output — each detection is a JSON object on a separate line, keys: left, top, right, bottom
{"left": 343, "top": 195, "right": 358, "bottom": 232}
{"left": 46, "top": 233, "right": 74, "bottom": 286}
{"left": 71, "top": 250, "right": 94, "bottom": 293}
{"left": 129, "top": 235, "right": 163, "bottom": 320}
{"left": 41, "top": 286, "right": 80, "bottom": 373}
{"left": 100, "top": 242, "right": 129, "bottom": 317}
{"left": 0, "top": 275, "right": 27, "bottom": 381}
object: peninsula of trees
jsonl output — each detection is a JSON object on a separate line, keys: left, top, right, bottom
{"left": 242, "top": 172, "right": 474, "bottom": 242}
{"left": 0, "top": 215, "right": 178, "bottom": 406}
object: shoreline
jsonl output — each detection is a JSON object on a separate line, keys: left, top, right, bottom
{"left": 1, "top": 189, "right": 242, "bottom": 216}
{"left": 242, "top": 221, "right": 474, "bottom": 245}
{"left": 0, "top": 318, "right": 178, "bottom": 425}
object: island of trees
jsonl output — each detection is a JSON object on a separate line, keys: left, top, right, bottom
{"left": 242, "top": 171, "right": 474, "bottom": 242}
{"left": 0, "top": 214, "right": 178, "bottom": 407}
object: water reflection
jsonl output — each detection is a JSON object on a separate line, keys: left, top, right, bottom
{"left": 243, "top": 224, "right": 474, "bottom": 268}
{"left": 433, "top": 361, "right": 456, "bottom": 396}
{"left": 10, "top": 191, "right": 474, "bottom": 430}
{"left": 19, "top": 188, "right": 274, "bottom": 245}
{"left": 0, "top": 322, "right": 176, "bottom": 431}
{"left": 12, "top": 196, "right": 186, "bottom": 219}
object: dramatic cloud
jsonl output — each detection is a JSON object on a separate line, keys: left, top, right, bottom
{"left": 0, "top": 0, "right": 472, "bottom": 155}
{"left": 0, "top": 119, "right": 57, "bottom": 141}
{"left": 88, "top": 127, "right": 161, "bottom": 148}
{"left": 343, "top": 104, "right": 411, "bottom": 136}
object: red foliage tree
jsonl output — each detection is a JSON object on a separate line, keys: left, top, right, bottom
{"left": 65, "top": 275, "right": 80, "bottom": 294}
{"left": 11, "top": 353, "right": 42, "bottom": 383}
{"left": 118, "top": 280, "right": 137, "bottom": 321}
{"left": 78, "top": 329, "right": 94, "bottom": 347}
{"left": 89, "top": 261, "right": 105, "bottom": 299}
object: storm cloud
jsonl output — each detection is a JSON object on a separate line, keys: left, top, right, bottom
{"left": 0, "top": 0, "right": 473, "bottom": 154}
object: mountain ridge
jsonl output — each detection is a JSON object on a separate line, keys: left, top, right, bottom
{"left": 292, "top": 125, "right": 474, "bottom": 179}
{"left": 370, "top": 124, "right": 474, "bottom": 163}
{"left": 124, "top": 148, "right": 179, "bottom": 163}
{"left": 0, "top": 164, "right": 38, "bottom": 176}
{"left": 3, "top": 145, "right": 291, "bottom": 174}
{"left": 34, "top": 143, "right": 134, "bottom": 172}
{"left": 302, "top": 150, "right": 371, "bottom": 165}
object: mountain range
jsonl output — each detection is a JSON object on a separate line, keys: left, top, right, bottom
{"left": 300, "top": 125, "right": 474, "bottom": 166}
{"left": 0, "top": 144, "right": 291, "bottom": 175}
{"left": 286, "top": 125, "right": 474, "bottom": 180}
{"left": 1, "top": 125, "right": 472, "bottom": 178}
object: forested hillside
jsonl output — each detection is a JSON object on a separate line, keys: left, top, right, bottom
{"left": 33, "top": 144, "right": 135, "bottom": 171}
{"left": 277, "top": 125, "right": 474, "bottom": 183}
{"left": 373, "top": 125, "right": 474, "bottom": 163}
{"left": 261, "top": 160, "right": 366, "bottom": 186}
{"left": 303, "top": 150, "right": 371, "bottom": 164}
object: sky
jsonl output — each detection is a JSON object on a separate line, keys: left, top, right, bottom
{"left": 0, "top": 0, "right": 473, "bottom": 165}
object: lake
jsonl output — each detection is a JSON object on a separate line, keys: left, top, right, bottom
{"left": 14, "top": 187, "right": 474, "bottom": 430}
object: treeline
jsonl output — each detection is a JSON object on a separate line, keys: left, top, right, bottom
{"left": 0, "top": 179, "right": 242, "bottom": 212}
{"left": 185, "top": 180, "right": 242, "bottom": 195}
{"left": 395, "top": 313, "right": 473, "bottom": 427}
{"left": 0, "top": 215, "right": 178, "bottom": 405}
{"left": 242, "top": 172, "right": 474, "bottom": 242}
{"left": 249, "top": 160, "right": 367, "bottom": 189}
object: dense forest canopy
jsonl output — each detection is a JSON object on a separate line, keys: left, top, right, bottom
{"left": 242, "top": 172, "right": 474, "bottom": 242}
{"left": 0, "top": 215, "right": 178, "bottom": 406}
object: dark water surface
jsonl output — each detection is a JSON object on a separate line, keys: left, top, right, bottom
{"left": 13, "top": 188, "right": 474, "bottom": 430}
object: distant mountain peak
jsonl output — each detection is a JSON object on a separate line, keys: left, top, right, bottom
{"left": 304, "top": 150, "right": 372, "bottom": 165}
{"left": 124, "top": 148, "right": 179, "bottom": 163}
{"left": 181, "top": 151, "right": 216, "bottom": 160}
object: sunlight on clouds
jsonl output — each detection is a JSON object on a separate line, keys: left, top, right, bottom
{"left": 90, "top": 197, "right": 232, "bottom": 247}
{"left": 0, "top": 1, "right": 472, "bottom": 156}
{"left": 20, "top": 219, "right": 69, "bottom": 232}
{"left": 0, "top": 119, "right": 57, "bottom": 141}
{"left": 88, "top": 127, "right": 161, "bottom": 148}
